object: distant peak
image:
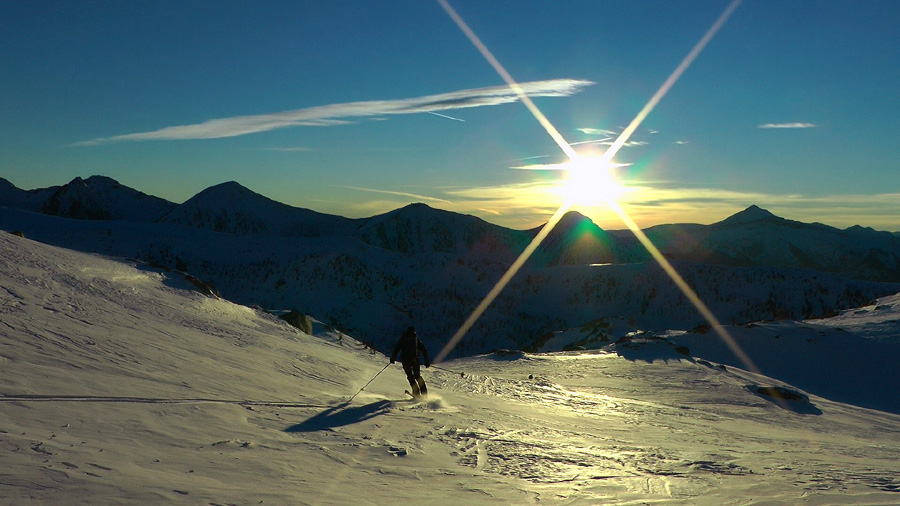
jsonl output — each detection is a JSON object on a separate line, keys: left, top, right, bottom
{"left": 545, "top": 210, "right": 603, "bottom": 232}
{"left": 209, "top": 181, "right": 247, "bottom": 191}
{"left": 530, "top": 210, "right": 606, "bottom": 240}
{"left": 64, "top": 175, "right": 123, "bottom": 190}
{"left": 558, "top": 210, "right": 590, "bottom": 224}
{"left": 395, "top": 202, "right": 440, "bottom": 217}
{"left": 182, "top": 181, "right": 288, "bottom": 212}
{"left": 84, "top": 175, "right": 121, "bottom": 185}
{"left": 719, "top": 205, "right": 780, "bottom": 225}
{"left": 196, "top": 181, "right": 255, "bottom": 198}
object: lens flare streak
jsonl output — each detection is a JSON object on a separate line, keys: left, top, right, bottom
{"left": 601, "top": 0, "right": 743, "bottom": 164}
{"left": 434, "top": 0, "right": 755, "bottom": 375}
{"left": 607, "top": 200, "right": 759, "bottom": 372}
{"left": 435, "top": 203, "right": 573, "bottom": 362}
{"left": 436, "top": 0, "right": 578, "bottom": 162}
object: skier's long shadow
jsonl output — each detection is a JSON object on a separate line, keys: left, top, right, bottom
{"left": 284, "top": 400, "right": 393, "bottom": 433}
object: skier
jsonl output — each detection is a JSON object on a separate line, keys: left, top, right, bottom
{"left": 390, "top": 326, "right": 430, "bottom": 398}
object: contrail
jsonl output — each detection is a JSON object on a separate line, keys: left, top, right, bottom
{"left": 436, "top": 0, "right": 578, "bottom": 161}
{"left": 335, "top": 185, "right": 452, "bottom": 204}
{"left": 428, "top": 111, "right": 466, "bottom": 122}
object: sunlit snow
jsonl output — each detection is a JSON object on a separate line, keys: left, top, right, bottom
{"left": 2, "top": 232, "right": 899, "bottom": 504}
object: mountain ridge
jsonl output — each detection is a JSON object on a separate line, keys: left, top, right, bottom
{"left": 2, "top": 175, "right": 899, "bottom": 357}
{"left": 3, "top": 175, "right": 895, "bottom": 234}
{"left": 3, "top": 175, "right": 900, "bottom": 282}
{"left": 157, "top": 180, "right": 359, "bottom": 237}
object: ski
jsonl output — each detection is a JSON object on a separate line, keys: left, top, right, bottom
{"left": 404, "top": 389, "right": 426, "bottom": 400}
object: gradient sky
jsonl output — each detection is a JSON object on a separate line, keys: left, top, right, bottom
{"left": 2, "top": 1, "right": 898, "bottom": 231}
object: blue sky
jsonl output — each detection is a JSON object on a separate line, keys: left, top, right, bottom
{"left": 2, "top": 1, "right": 898, "bottom": 231}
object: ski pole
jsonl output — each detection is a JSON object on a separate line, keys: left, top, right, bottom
{"left": 432, "top": 364, "right": 466, "bottom": 378}
{"left": 347, "top": 363, "right": 390, "bottom": 403}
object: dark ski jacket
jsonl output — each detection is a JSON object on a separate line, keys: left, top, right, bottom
{"left": 391, "top": 327, "right": 430, "bottom": 366}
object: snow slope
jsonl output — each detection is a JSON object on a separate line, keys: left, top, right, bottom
{"left": 2, "top": 232, "right": 899, "bottom": 504}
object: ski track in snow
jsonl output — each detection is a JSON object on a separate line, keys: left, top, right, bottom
{"left": 2, "top": 232, "right": 900, "bottom": 504}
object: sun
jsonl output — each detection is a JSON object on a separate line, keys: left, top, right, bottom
{"left": 557, "top": 155, "right": 630, "bottom": 208}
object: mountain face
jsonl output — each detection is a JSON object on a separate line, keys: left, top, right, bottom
{"left": 356, "top": 205, "right": 635, "bottom": 267}
{"left": 636, "top": 205, "right": 900, "bottom": 282}
{"left": 0, "top": 177, "right": 60, "bottom": 213}
{"left": 157, "top": 181, "right": 357, "bottom": 237}
{"left": 5, "top": 176, "right": 899, "bottom": 281}
{"left": 529, "top": 210, "right": 621, "bottom": 266}
{"left": 2, "top": 175, "right": 900, "bottom": 357}
{"left": 357, "top": 203, "right": 528, "bottom": 259}
{"left": 716, "top": 204, "right": 780, "bottom": 225}
{"left": 1, "top": 176, "right": 176, "bottom": 222}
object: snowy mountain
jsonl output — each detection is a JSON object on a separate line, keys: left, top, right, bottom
{"left": 0, "top": 177, "right": 60, "bottom": 213}
{"left": 717, "top": 203, "right": 780, "bottom": 225}
{"left": 2, "top": 231, "right": 899, "bottom": 504}
{"left": 356, "top": 202, "right": 527, "bottom": 258}
{"left": 5, "top": 177, "right": 900, "bottom": 279}
{"left": 30, "top": 176, "right": 176, "bottom": 222}
{"left": 157, "top": 181, "right": 358, "bottom": 237}
{"left": 2, "top": 176, "right": 900, "bottom": 358}
{"left": 528, "top": 210, "right": 623, "bottom": 266}
{"left": 633, "top": 204, "right": 900, "bottom": 281}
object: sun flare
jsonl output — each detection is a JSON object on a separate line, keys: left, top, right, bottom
{"left": 435, "top": 0, "right": 747, "bottom": 366}
{"left": 558, "top": 156, "right": 630, "bottom": 208}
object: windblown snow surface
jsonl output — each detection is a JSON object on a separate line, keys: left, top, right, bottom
{"left": 1, "top": 232, "right": 899, "bottom": 505}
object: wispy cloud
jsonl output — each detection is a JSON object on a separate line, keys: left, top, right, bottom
{"left": 594, "top": 186, "right": 900, "bottom": 230}
{"left": 426, "top": 175, "right": 900, "bottom": 231}
{"left": 577, "top": 128, "right": 618, "bottom": 136}
{"left": 757, "top": 122, "right": 817, "bottom": 129}
{"left": 568, "top": 138, "right": 613, "bottom": 147}
{"left": 335, "top": 185, "right": 452, "bottom": 204}
{"left": 442, "top": 181, "right": 563, "bottom": 224}
{"left": 575, "top": 127, "right": 650, "bottom": 148}
{"left": 76, "top": 79, "right": 593, "bottom": 145}
{"left": 510, "top": 161, "right": 631, "bottom": 171}
{"left": 507, "top": 126, "right": 649, "bottom": 172}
